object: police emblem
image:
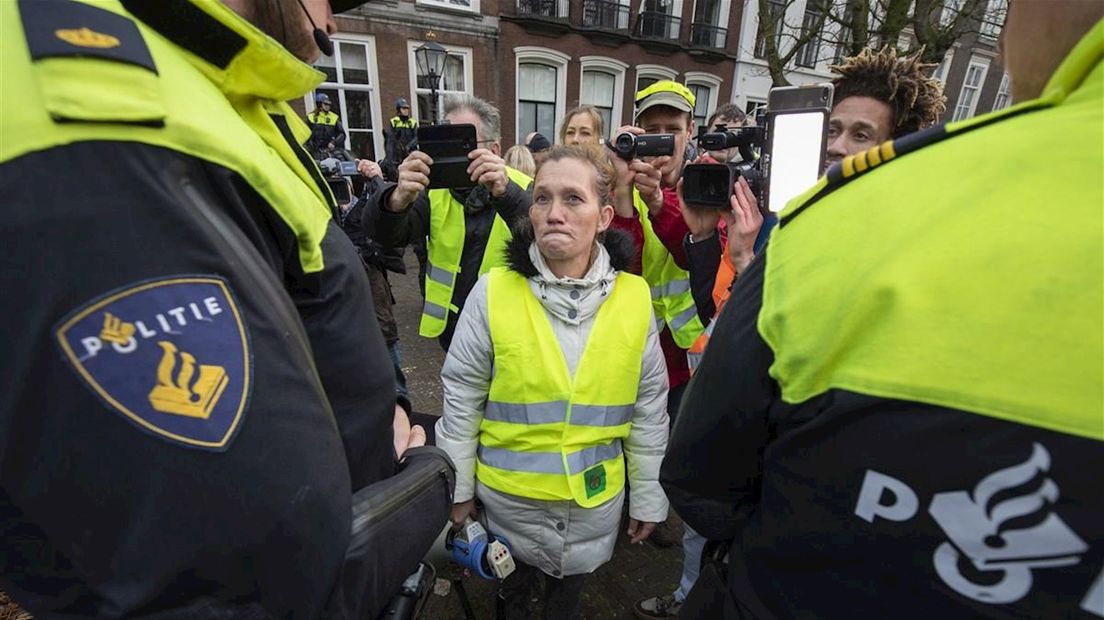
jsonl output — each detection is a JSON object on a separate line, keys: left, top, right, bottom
{"left": 55, "top": 276, "right": 251, "bottom": 451}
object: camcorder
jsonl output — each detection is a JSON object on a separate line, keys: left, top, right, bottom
{"left": 682, "top": 84, "right": 834, "bottom": 213}
{"left": 414, "top": 123, "right": 479, "bottom": 189}
{"left": 609, "top": 131, "right": 675, "bottom": 160}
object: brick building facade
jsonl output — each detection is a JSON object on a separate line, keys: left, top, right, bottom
{"left": 304, "top": 0, "right": 1009, "bottom": 161}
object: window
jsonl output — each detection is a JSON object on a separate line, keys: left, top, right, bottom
{"left": 407, "top": 42, "right": 473, "bottom": 126}
{"left": 515, "top": 47, "right": 569, "bottom": 142}
{"left": 940, "top": 0, "right": 964, "bottom": 28}
{"left": 638, "top": 0, "right": 683, "bottom": 39}
{"left": 832, "top": 7, "right": 855, "bottom": 64}
{"left": 690, "top": 0, "right": 730, "bottom": 47}
{"left": 309, "top": 36, "right": 383, "bottom": 159}
{"left": 755, "top": 0, "right": 786, "bottom": 59}
{"left": 796, "top": 7, "right": 823, "bottom": 68}
{"left": 979, "top": 0, "right": 1008, "bottom": 42}
{"left": 516, "top": 0, "right": 568, "bottom": 18}
{"left": 416, "top": 0, "right": 480, "bottom": 14}
{"left": 952, "top": 57, "right": 990, "bottom": 121}
{"left": 684, "top": 73, "right": 722, "bottom": 130}
{"left": 579, "top": 57, "right": 627, "bottom": 136}
{"left": 992, "top": 72, "right": 1011, "bottom": 111}
{"left": 932, "top": 48, "right": 955, "bottom": 83}
{"left": 582, "top": 0, "right": 630, "bottom": 30}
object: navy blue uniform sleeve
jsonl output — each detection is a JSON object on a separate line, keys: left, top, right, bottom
{"left": 0, "top": 141, "right": 352, "bottom": 617}
{"left": 660, "top": 251, "right": 778, "bottom": 540}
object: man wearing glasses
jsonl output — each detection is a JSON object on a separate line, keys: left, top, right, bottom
{"left": 372, "top": 94, "right": 533, "bottom": 351}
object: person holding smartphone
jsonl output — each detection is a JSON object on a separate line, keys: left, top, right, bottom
{"left": 370, "top": 94, "right": 533, "bottom": 351}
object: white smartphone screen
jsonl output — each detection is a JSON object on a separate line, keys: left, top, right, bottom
{"left": 767, "top": 111, "right": 827, "bottom": 212}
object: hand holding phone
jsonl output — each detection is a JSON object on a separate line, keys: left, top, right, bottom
{"left": 388, "top": 151, "right": 433, "bottom": 212}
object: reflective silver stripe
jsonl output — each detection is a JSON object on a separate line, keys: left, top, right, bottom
{"left": 650, "top": 279, "right": 691, "bottom": 299}
{"left": 485, "top": 401, "right": 566, "bottom": 424}
{"left": 427, "top": 262, "right": 454, "bottom": 287}
{"left": 570, "top": 404, "right": 633, "bottom": 427}
{"left": 687, "top": 351, "right": 703, "bottom": 370}
{"left": 479, "top": 445, "right": 564, "bottom": 474}
{"left": 566, "top": 440, "right": 623, "bottom": 475}
{"left": 669, "top": 305, "right": 699, "bottom": 333}
{"left": 423, "top": 300, "right": 448, "bottom": 320}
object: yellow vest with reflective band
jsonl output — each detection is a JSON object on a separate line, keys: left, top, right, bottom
{"left": 420, "top": 166, "right": 533, "bottom": 337}
{"left": 0, "top": 0, "right": 335, "bottom": 275}
{"left": 477, "top": 267, "right": 650, "bottom": 507}
{"left": 390, "top": 116, "right": 417, "bottom": 129}
{"left": 633, "top": 189, "right": 704, "bottom": 349}
{"left": 762, "top": 19, "right": 1104, "bottom": 441}
{"left": 308, "top": 110, "right": 339, "bottom": 127}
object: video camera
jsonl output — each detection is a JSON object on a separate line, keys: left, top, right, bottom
{"left": 682, "top": 113, "right": 766, "bottom": 209}
{"left": 682, "top": 84, "right": 834, "bottom": 213}
{"left": 609, "top": 131, "right": 676, "bottom": 160}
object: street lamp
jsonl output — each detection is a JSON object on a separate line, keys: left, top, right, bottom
{"left": 414, "top": 42, "right": 449, "bottom": 124}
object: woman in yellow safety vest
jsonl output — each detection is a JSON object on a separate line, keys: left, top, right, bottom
{"left": 436, "top": 145, "right": 670, "bottom": 619}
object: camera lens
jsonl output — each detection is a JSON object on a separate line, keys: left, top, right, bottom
{"left": 613, "top": 132, "right": 636, "bottom": 158}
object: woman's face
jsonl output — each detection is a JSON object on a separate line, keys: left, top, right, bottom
{"left": 530, "top": 158, "right": 613, "bottom": 264}
{"left": 563, "top": 113, "right": 599, "bottom": 146}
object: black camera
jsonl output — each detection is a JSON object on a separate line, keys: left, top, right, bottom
{"left": 609, "top": 132, "right": 675, "bottom": 160}
{"left": 682, "top": 116, "right": 765, "bottom": 209}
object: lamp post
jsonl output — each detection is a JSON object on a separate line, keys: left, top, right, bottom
{"left": 414, "top": 42, "right": 449, "bottom": 124}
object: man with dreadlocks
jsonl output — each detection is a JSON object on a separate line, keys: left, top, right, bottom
{"left": 825, "top": 46, "right": 946, "bottom": 172}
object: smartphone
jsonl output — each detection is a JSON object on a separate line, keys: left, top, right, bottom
{"left": 763, "top": 84, "right": 833, "bottom": 212}
{"left": 416, "top": 123, "right": 478, "bottom": 190}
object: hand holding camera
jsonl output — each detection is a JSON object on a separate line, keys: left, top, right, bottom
{"left": 387, "top": 151, "right": 433, "bottom": 212}
{"left": 466, "top": 148, "right": 509, "bottom": 198}
{"left": 610, "top": 126, "right": 671, "bottom": 218}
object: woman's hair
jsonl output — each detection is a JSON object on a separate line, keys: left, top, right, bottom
{"left": 535, "top": 144, "right": 615, "bottom": 207}
{"left": 830, "top": 47, "right": 947, "bottom": 137}
{"left": 558, "top": 106, "right": 606, "bottom": 144}
{"left": 503, "top": 144, "right": 536, "bottom": 177}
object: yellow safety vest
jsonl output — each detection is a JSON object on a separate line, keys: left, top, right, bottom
{"left": 634, "top": 190, "right": 704, "bottom": 349}
{"left": 476, "top": 267, "right": 651, "bottom": 507}
{"left": 762, "top": 19, "right": 1104, "bottom": 441}
{"left": 420, "top": 166, "right": 532, "bottom": 337}
{"left": 308, "top": 110, "right": 339, "bottom": 127}
{"left": 390, "top": 116, "right": 417, "bottom": 129}
{"left": 1, "top": 0, "right": 335, "bottom": 275}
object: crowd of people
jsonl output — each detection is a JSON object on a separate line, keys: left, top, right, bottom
{"left": 1, "top": 1, "right": 1100, "bottom": 619}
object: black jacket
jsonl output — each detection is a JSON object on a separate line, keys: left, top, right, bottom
{"left": 0, "top": 2, "right": 451, "bottom": 617}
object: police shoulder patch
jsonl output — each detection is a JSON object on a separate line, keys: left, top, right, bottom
{"left": 55, "top": 276, "right": 252, "bottom": 451}
{"left": 19, "top": 0, "right": 156, "bottom": 73}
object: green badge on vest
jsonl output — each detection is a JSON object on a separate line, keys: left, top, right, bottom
{"left": 584, "top": 464, "right": 606, "bottom": 498}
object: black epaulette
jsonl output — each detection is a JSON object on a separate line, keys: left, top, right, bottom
{"left": 780, "top": 102, "right": 1048, "bottom": 227}
{"left": 19, "top": 0, "right": 156, "bottom": 74}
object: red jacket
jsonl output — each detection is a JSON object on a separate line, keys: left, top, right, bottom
{"left": 610, "top": 186, "right": 691, "bottom": 388}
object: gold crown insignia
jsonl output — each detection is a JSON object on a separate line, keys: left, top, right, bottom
{"left": 55, "top": 27, "right": 120, "bottom": 49}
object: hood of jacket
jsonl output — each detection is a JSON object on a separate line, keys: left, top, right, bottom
{"left": 503, "top": 223, "right": 636, "bottom": 326}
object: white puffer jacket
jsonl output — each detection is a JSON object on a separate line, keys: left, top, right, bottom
{"left": 436, "top": 229, "right": 670, "bottom": 577}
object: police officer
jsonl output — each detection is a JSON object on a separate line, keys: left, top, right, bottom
{"left": 307, "top": 92, "right": 347, "bottom": 157}
{"left": 385, "top": 96, "right": 418, "bottom": 174}
{"left": 661, "top": 2, "right": 1103, "bottom": 618}
{"left": 0, "top": 0, "right": 453, "bottom": 617}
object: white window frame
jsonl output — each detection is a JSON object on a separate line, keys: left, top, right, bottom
{"left": 940, "top": 0, "right": 964, "bottom": 28}
{"left": 416, "top": 0, "right": 480, "bottom": 15}
{"left": 684, "top": 72, "right": 723, "bottom": 130}
{"left": 978, "top": 0, "right": 1008, "bottom": 42}
{"left": 515, "top": 46, "right": 570, "bottom": 142}
{"left": 305, "top": 33, "right": 384, "bottom": 160}
{"left": 932, "top": 47, "right": 955, "bottom": 83}
{"left": 639, "top": 0, "right": 685, "bottom": 18}
{"left": 952, "top": 56, "right": 990, "bottom": 121}
{"left": 406, "top": 41, "right": 474, "bottom": 125}
{"left": 579, "top": 56, "right": 628, "bottom": 137}
{"left": 992, "top": 72, "right": 1011, "bottom": 111}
